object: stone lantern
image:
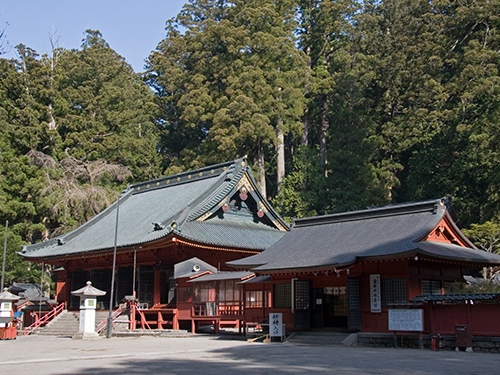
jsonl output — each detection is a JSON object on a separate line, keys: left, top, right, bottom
{"left": 71, "top": 281, "right": 106, "bottom": 340}
{"left": 0, "top": 288, "right": 19, "bottom": 326}
{"left": 0, "top": 288, "right": 19, "bottom": 339}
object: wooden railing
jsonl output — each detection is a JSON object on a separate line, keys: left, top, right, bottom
{"left": 23, "top": 302, "right": 65, "bottom": 336}
{"left": 95, "top": 305, "right": 127, "bottom": 334}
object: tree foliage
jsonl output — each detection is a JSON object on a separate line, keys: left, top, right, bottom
{"left": 0, "top": 30, "right": 161, "bottom": 282}
{"left": 2, "top": 1, "right": 500, "bottom": 284}
{"left": 146, "top": 0, "right": 309, "bottom": 196}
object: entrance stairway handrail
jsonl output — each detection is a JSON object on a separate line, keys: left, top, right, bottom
{"left": 23, "top": 302, "right": 66, "bottom": 336}
{"left": 95, "top": 305, "right": 126, "bottom": 334}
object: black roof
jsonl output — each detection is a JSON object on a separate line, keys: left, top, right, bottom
{"left": 411, "top": 294, "right": 500, "bottom": 303}
{"left": 228, "top": 198, "right": 500, "bottom": 272}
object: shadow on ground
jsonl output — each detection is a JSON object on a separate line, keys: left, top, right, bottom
{"left": 55, "top": 339, "right": 498, "bottom": 375}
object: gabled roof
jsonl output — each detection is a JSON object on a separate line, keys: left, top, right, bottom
{"left": 228, "top": 198, "right": 500, "bottom": 272}
{"left": 174, "top": 257, "right": 218, "bottom": 279}
{"left": 21, "top": 158, "right": 288, "bottom": 261}
{"left": 187, "top": 271, "right": 255, "bottom": 283}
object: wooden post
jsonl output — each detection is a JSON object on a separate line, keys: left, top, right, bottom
{"left": 130, "top": 300, "right": 136, "bottom": 330}
{"left": 173, "top": 310, "right": 179, "bottom": 330}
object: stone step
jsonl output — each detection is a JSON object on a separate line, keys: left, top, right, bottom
{"left": 285, "top": 331, "right": 357, "bottom": 346}
{"left": 36, "top": 311, "right": 80, "bottom": 336}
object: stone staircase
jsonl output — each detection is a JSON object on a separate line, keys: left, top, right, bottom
{"left": 36, "top": 310, "right": 80, "bottom": 337}
{"left": 35, "top": 310, "right": 127, "bottom": 337}
{"left": 285, "top": 331, "right": 358, "bottom": 346}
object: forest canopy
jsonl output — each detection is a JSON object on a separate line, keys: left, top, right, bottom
{"left": 1, "top": 0, "right": 500, "bottom": 283}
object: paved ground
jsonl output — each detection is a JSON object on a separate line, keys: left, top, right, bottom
{"left": 1, "top": 334, "right": 498, "bottom": 375}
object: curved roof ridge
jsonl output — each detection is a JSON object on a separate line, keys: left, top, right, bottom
{"left": 293, "top": 198, "right": 447, "bottom": 228}
{"left": 130, "top": 158, "right": 240, "bottom": 194}
{"left": 187, "top": 160, "right": 246, "bottom": 221}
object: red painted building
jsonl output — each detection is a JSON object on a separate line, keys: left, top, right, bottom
{"left": 20, "top": 158, "right": 288, "bottom": 323}
{"left": 20, "top": 158, "right": 500, "bottom": 342}
{"left": 229, "top": 198, "right": 500, "bottom": 339}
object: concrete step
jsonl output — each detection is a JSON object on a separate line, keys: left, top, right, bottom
{"left": 286, "top": 331, "right": 358, "bottom": 346}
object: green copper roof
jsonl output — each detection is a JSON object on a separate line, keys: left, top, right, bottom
{"left": 21, "top": 158, "right": 288, "bottom": 260}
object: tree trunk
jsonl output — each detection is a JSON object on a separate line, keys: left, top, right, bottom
{"left": 319, "top": 97, "right": 328, "bottom": 177}
{"left": 302, "top": 109, "right": 309, "bottom": 146}
{"left": 254, "top": 142, "right": 266, "bottom": 198}
{"left": 276, "top": 118, "right": 285, "bottom": 194}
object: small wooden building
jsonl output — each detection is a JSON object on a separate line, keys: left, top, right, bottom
{"left": 20, "top": 158, "right": 288, "bottom": 320}
{"left": 228, "top": 198, "right": 500, "bottom": 338}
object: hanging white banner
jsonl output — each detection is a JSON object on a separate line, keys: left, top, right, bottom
{"left": 370, "top": 274, "right": 381, "bottom": 313}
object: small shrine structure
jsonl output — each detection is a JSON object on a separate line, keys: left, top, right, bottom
{"left": 0, "top": 288, "right": 19, "bottom": 339}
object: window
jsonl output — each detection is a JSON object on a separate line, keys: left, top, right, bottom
{"left": 422, "top": 280, "right": 442, "bottom": 296}
{"left": 245, "top": 290, "right": 268, "bottom": 308}
{"left": 381, "top": 278, "right": 407, "bottom": 306}
{"left": 273, "top": 283, "right": 292, "bottom": 308}
{"left": 193, "top": 281, "right": 216, "bottom": 303}
{"left": 218, "top": 280, "right": 241, "bottom": 303}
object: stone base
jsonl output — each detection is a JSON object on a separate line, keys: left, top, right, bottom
{"left": 72, "top": 331, "right": 101, "bottom": 340}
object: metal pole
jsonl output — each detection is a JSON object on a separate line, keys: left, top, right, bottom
{"left": 133, "top": 248, "right": 136, "bottom": 298}
{"left": 107, "top": 194, "right": 120, "bottom": 338}
{"left": 39, "top": 262, "right": 44, "bottom": 321}
{"left": 1, "top": 220, "right": 8, "bottom": 290}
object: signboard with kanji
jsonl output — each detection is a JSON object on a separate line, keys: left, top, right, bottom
{"left": 370, "top": 274, "right": 381, "bottom": 313}
{"left": 269, "top": 312, "right": 283, "bottom": 337}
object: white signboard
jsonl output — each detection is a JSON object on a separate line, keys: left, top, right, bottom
{"left": 370, "top": 274, "right": 381, "bottom": 313}
{"left": 388, "top": 309, "right": 423, "bottom": 332}
{"left": 269, "top": 312, "right": 283, "bottom": 337}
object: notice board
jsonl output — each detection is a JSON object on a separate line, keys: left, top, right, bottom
{"left": 388, "top": 309, "right": 423, "bottom": 332}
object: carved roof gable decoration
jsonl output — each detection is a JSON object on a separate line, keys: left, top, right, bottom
{"left": 193, "top": 166, "right": 288, "bottom": 232}
{"left": 21, "top": 157, "right": 289, "bottom": 262}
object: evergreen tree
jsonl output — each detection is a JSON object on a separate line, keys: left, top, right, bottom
{"left": 56, "top": 30, "right": 161, "bottom": 181}
{"left": 147, "top": 0, "right": 309, "bottom": 196}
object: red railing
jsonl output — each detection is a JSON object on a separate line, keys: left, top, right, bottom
{"left": 23, "top": 302, "right": 65, "bottom": 336}
{"left": 95, "top": 306, "right": 126, "bottom": 334}
{"left": 135, "top": 308, "right": 152, "bottom": 330}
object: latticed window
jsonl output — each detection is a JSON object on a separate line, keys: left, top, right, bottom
{"left": 218, "top": 280, "right": 241, "bottom": 303}
{"left": 273, "top": 283, "right": 292, "bottom": 308}
{"left": 381, "top": 278, "right": 407, "bottom": 306}
{"left": 422, "top": 280, "right": 442, "bottom": 295}
{"left": 293, "top": 280, "right": 310, "bottom": 310}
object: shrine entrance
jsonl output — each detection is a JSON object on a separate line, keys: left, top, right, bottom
{"left": 322, "top": 286, "right": 348, "bottom": 328}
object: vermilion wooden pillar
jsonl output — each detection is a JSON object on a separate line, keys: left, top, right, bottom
{"left": 56, "top": 270, "right": 70, "bottom": 305}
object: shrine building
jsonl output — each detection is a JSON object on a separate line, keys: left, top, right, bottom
{"left": 19, "top": 159, "right": 500, "bottom": 342}
{"left": 20, "top": 158, "right": 288, "bottom": 322}
{"left": 228, "top": 198, "right": 500, "bottom": 338}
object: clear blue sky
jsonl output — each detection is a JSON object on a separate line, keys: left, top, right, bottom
{"left": 0, "top": 0, "right": 187, "bottom": 72}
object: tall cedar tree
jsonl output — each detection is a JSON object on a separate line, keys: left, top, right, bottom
{"left": 146, "top": 0, "right": 309, "bottom": 197}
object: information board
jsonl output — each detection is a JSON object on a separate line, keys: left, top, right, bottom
{"left": 388, "top": 309, "right": 423, "bottom": 332}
